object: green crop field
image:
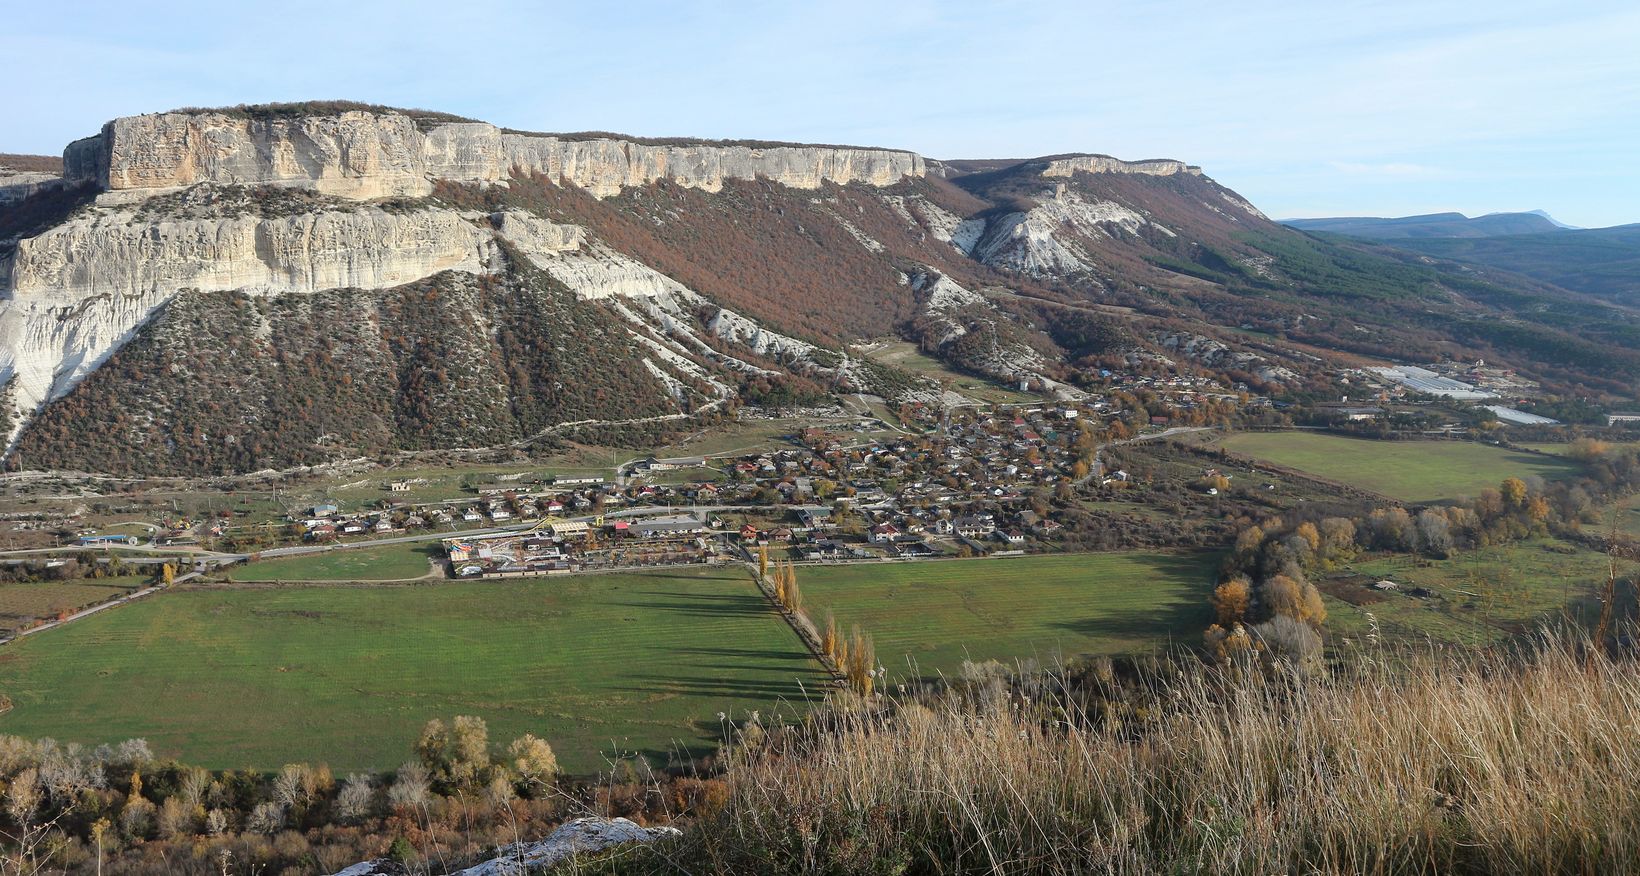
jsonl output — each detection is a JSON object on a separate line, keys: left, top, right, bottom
{"left": 0, "top": 568, "right": 825, "bottom": 772}
{"left": 1219, "top": 432, "right": 1582, "bottom": 503}
{"left": 799, "top": 552, "right": 1217, "bottom": 677}
{"left": 0, "top": 576, "right": 147, "bottom": 634}
{"left": 1319, "top": 537, "right": 1618, "bottom": 649}
{"left": 228, "top": 542, "right": 441, "bottom": 582}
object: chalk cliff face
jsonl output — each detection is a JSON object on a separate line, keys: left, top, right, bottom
{"left": 0, "top": 205, "right": 505, "bottom": 418}
{"left": 0, "top": 106, "right": 930, "bottom": 449}
{"left": 10, "top": 206, "right": 498, "bottom": 300}
{"left": 68, "top": 111, "right": 926, "bottom": 201}
{"left": 1041, "top": 155, "right": 1201, "bottom": 178}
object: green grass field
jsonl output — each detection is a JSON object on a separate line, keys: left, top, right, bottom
{"left": 1319, "top": 537, "right": 1616, "bottom": 648}
{"left": 0, "top": 568, "right": 824, "bottom": 773}
{"left": 0, "top": 576, "right": 147, "bottom": 634}
{"left": 1607, "top": 493, "right": 1640, "bottom": 537}
{"left": 799, "top": 553, "right": 1217, "bottom": 677}
{"left": 228, "top": 542, "right": 441, "bottom": 582}
{"left": 1219, "top": 432, "right": 1582, "bottom": 503}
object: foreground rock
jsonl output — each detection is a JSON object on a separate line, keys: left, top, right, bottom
{"left": 455, "top": 818, "right": 681, "bottom": 875}
{"left": 330, "top": 860, "right": 409, "bottom": 876}
{"left": 328, "top": 817, "right": 681, "bottom": 876}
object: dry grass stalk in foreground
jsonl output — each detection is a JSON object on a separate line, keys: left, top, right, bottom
{"left": 602, "top": 631, "right": 1640, "bottom": 874}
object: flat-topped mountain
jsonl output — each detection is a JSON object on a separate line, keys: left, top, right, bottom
{"left": 65, "top": 105, "right": 924, "bottom": 201}
{"left": 1, "top": 102, "right": 1635, "bottom": 475}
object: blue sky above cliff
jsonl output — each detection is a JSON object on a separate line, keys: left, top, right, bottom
{"left": 6, "top": 0, "right": 1637, "bottom": 227}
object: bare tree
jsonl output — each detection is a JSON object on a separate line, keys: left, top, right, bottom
{"left": 388, "top": 761, "right": 431, "bottom": 810}
{"left": 335, "top": 774, "right": 376, "bottom": 824}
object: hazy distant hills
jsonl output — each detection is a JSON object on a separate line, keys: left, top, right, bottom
{"left": 1282, "top": 211, "right": 1639, "bottom": 307}
{"left": 1380, "top": 224, "right": 1640, "bottom": 307}
{"left": 1282, "top": 211, "right": 1570, "bottom": 239}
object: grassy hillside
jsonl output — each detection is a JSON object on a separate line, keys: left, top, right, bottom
{"left": 609, "top": 629, "right": 1640, "bottom": 874}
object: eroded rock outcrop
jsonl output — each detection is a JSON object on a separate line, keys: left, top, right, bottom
{"left": 1158, "top": 331, "right": 1297, "bottom": 384}
{"left": 957, "top": 188, "right": 1172, "bottom": 276}
{"left": 326, "top": 817, "right": 682, "bottom": 875}
{"left": 455, "top": 817, "right": 680, "bottom": 874}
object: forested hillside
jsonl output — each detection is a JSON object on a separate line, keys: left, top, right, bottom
{"left": 1377, "top": 224, "right": 1640, "bottom": 306}
{"left": 12, "top": 265, "right": 679, "bottom": 475}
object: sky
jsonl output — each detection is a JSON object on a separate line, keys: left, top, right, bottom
{"left": 5, "top": 0, "right": 1638, "bottom": 227}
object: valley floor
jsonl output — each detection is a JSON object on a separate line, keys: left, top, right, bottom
{"left": 0, "top": 553, "right": 1213, "bottom": 772}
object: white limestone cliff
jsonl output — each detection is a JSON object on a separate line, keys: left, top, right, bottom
{"left": 11, "top": 207, "right": 497, "bottom": 300}
{"left": 68, "top": 110, "right": 926, "bottom": 202}
{"left": 1041, "top": 155, "right": 1201, "bottom": 178}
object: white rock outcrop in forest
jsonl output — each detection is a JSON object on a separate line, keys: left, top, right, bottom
{"left": 957, "top": 188, "right": 1174, "bottom": 276}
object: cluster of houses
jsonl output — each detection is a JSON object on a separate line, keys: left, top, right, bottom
{"left": 444, "top": 512, "right": 722, "bottom": 578}
{"left": 277, "top": 396, "right": 1263, "bottom": 575}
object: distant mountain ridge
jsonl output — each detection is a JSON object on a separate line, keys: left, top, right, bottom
{"left": 1282, "top": 211, "right": 1568, "bottom": 239}
{"left": 1279, "top": 208, "right": 1638, "bottom": 307}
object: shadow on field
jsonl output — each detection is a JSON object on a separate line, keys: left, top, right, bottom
{"left": 614, "top": 673, "right": 816, "bottom": 703}
{"left": 1049, "top": 593, "right": 1211, "bottom": 642}
{"left": 610, "top": 589, "right": 772, "bottom": 619}
{"left": 674, "top": 646, "right": 813, "bottom": 662}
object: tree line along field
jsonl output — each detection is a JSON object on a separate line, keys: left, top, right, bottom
{"left": 0, "top": 568, "right": 827, "bottom": 773}
{"left": 799, "top": 552, "right": 1218, "bottom": 678}
{"left": 1217, "top": 432, "right": 1584, "bottom": 503}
